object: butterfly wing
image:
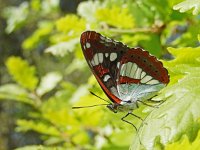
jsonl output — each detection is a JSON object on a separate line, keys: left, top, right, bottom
{"left": 116, "top": 47, "right": 170, "bottom": 103}
{"left": 80, "top": 31, "right": 129, "bottom": 103}
{"left": 80, "top": 31, "right": 170, "bottom": 105}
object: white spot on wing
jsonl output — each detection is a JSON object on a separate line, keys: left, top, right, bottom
{"left": 125, "top": 62, "right": 133, "bottom": 77}
{"left": 110, "top": 53, "right": 117, "bottom": 61}
{"left": 100, "top": 36, "right": 105, "bottom": 40}
{"left": 141, "top": 71, "right": 146, "bottom": 79}
{"left": 86, "top": 42, "right": 91, "bottom": 48}
{"left": 93, "top": 54, "right": 99, "bottom": 65}
{"left": 105, "top": 38, "right": 112, "bottom": 42}
{"left": 140, "top": 75, "right": 153, "bottom": 83}
{"left": 83, "top": 45, "right": 86, "bottom": 50}
{"left": 134, "top": 67, "right": 142, "bottom": 79}
{"left": 120, "top": 64, "right": 126, "bottom": 76}
{"left": 117, "top": 62, "right": 120, "bottom": 68}
{"left": 98, "top": 53, "right": 103, "bottom": 63}
{"left": 146, "top": 79, "right": 160, "bottom": 85}
{"left": 129, "top": 63, "right": 137, "bottom": 78}
{"left": 91, "top": 59, "right": 95, "bottom": 66}
{"left": 105, "top": 53, "right": 109, "bottom": 57}
{"left": 103, "top": 75, "right": 111, "bottom": 82}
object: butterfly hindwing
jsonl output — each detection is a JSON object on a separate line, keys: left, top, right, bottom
{"left": 118, "top": 47, "right": 169, "bottom": 85}
{"left": 116, "top": 48, "right": 169, "bottom": 103}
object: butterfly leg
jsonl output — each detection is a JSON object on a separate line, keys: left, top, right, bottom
{"left": 137, "top": 100, "right": 159, "bottom": 108}
{"left": 129, "top": 112, "right": 144, "bottom": 121}
{"left": 121, "top": 112, "right": 138, "bottom": 131}
{"left": 147, "top": 99, "right": 165, "bottom": 103}
{"left": 121, "top": 112, "right": 142, "bottom": 145}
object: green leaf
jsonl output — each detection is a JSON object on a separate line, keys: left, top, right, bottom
{"left": 64, "top": 59, "right": 87, "bottom": 75}
{"left": 173, "top": 0, "right": 200, "bottom": 15}
{"left": 45, "top": 38, "right": 79, "bottom": 57}
{"left": 22, "top": 21, "right": 53, "bottom": 50}
{"left": 96, "top": 5, "right": 135, "bottom": 29}
{"left": 16, "top": 119, "right": 60, "bottom": 136}
{"left": 15, "top": 145, "right": 65, "bottom": 150}
{"left": 55, "top": 15, "right": 86, "bottom": 33}
{"left": 138, "top": 34, "right": 162, "bottom": 57}
{"left": 131, "top": 47, "right": 200, "bottom": 149}
{"left": 77, "top": 1, "right": 100, "bottom": 23}
{"left": 40, "top": 97, "right": 76, "bottom": 127}
{"left": 36, "top": 72, "right": 62, "bottom": 96}
{"left": 0, "top": 84, "right": 34, "bottom": 105}
{"left": 2, "top": 2, "right": 29, "bottom": 33}
{"left": 5, "top": 56, "right": 38, "bottom": 91}
{"left": 165, "top": 130, "right": 200, "bottom": 150}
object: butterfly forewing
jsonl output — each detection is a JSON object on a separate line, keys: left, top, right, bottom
{"left": 80, "top": 31, "right": 129, "bottom": 103}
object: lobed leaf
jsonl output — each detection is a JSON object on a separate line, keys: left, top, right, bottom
{"left": 6, "top": 56, "right": 38, "bottom": 91}
{"left": 45, "top": 38, "right": 79, "bottom": 57}
{"left": 22, "top": 22, "right": 53, "bottom": 50}
{"left": 173, "top": 0, "right": 200, "bottom": 15}
{"left": 0, "top": 84, "right": 34, "bottom": 105}
{"left": 36, "top": 72, "right": 62, "bottom": 96}
{"left": 15, "top": 145, "right": 65, "bottom": 150}
{"left": 16, "top": 119, "right": 60, "bottom": 136}
{"left": 96, "top": 6, "right": 135, "bottom": 29}
{"left": 55, "top": 15, "right": 86, "bottom": 34}
{"left": 131, "top": 46, "right": 200, "bottom": 149}
{"left": 2, "top": 2, "right": 29, "bottom": 33}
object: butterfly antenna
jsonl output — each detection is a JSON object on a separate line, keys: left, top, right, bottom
{"left": 89, "top": 91, "right": 111, "bottom": 104}
{"left": 72, "top": 103, "right": 108, "bottom": 109}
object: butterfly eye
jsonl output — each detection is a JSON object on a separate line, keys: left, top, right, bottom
{"left": 127, "top": 100, "right": 132, "bottom": 103}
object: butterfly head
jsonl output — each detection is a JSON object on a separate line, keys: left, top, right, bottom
{"left": 107, "top": 101, "right": 137, "bottom": 113}
{"left": 107, "top": 103, "right": 119, "bottom": 113}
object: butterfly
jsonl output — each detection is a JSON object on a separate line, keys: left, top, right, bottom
{"left": 79, "top": 30, "right": 170, "bottom": 129}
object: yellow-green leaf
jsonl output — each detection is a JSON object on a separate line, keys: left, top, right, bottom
{"left": 6, "top": 56, "right": 38, "bottom": 91}
{"left": 96, "top": 6, "right": 135, "bottom": 29}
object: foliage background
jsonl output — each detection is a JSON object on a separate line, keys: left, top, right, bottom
{"left": 0, "top": 0, "right": 200, "bottom": 149}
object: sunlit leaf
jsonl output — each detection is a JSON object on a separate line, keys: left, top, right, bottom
{"left": 173, "top": 0, "right": 200, "bottom": 15}
{"left": 40, "top": 0, "right": 59, "bottom": 14}
{"left": 15, "top": 145, "right": 65, "bottom": 150}
{"left": 45, "top": 38, "right": 79, "bottom": 57}
{"left": 131, "top": 47, "right": 200, "bottom": 149}
{"left": 16, "top": 119, "right": 60, "bottom": 136}
{"left": 41, "top": 97, "right": 76, "bottom": 127}
{"left": 77, "top": 1, "right": 100, "bottom": 23}
{"left": 165, "top": 129, "right": 200, "bottom": 150}
{"left": 6, "top": 56, "right": 38, "bottom": 91}
{"left": 96, "top": 6, "right": 135, "bottom": 29}
{"left": 22, "top": 21, "right": 53, "bottom": 50}
{"left": 64, "top": 59, "right": 87, "bottom": 75}
{"left": 0, "top": 84, "right": 34, "bottom": 105}
{"left": 36, "top": 72, "right": 62, "bottom": 96}
{"left": 56, "top": 15, "right": 86, "bottom": 33}
{"left": 2, "top": 2, "right": 29, "bottom": 33}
